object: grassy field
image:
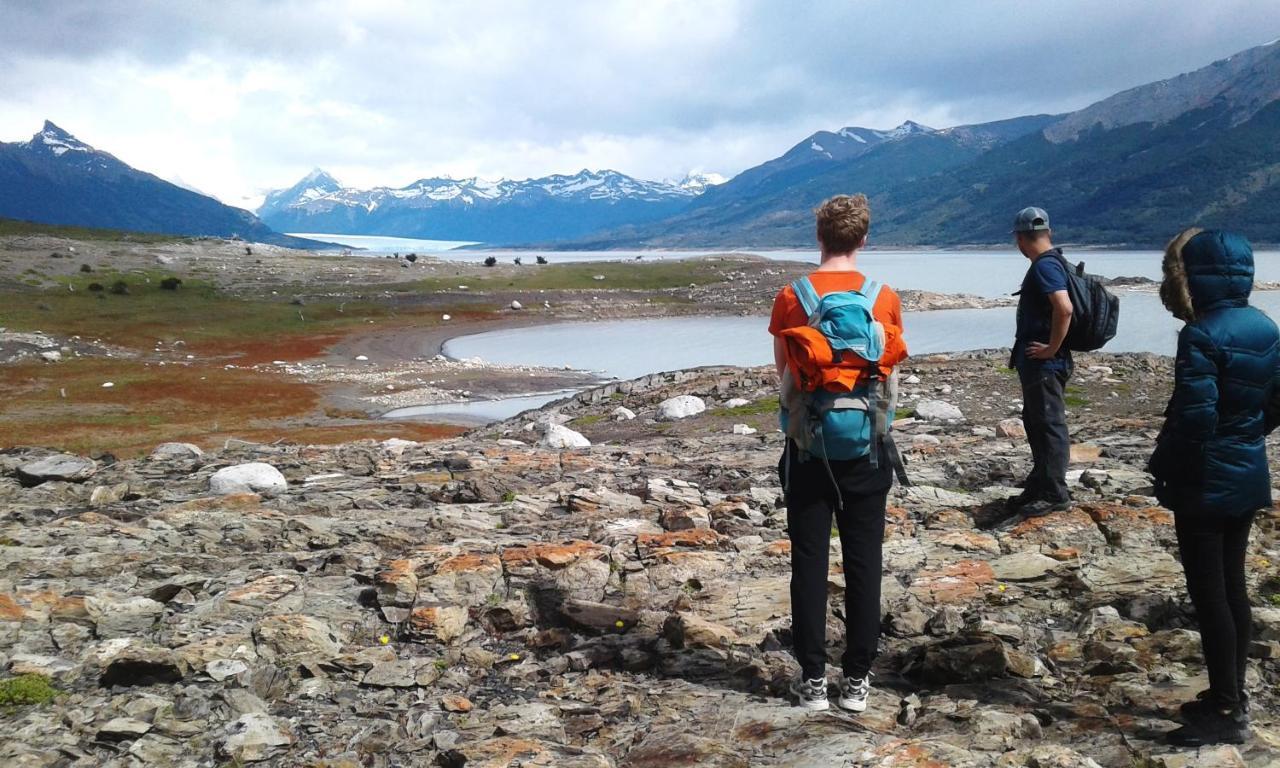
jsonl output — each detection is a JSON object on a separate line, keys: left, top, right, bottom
{"left": 0, "top": 271, "right": 481, "bottom": 454}
{"left": 0, "top": 237, "right": 749, "bottom": 455}
{"left": 0, "top": 217, "right": 183, "bottom": 243}
{"left": 408, "top": 259, "right": 734, "bottom": 293}
{"left": 3, "top": 269, "right": 491, "bottom": 360}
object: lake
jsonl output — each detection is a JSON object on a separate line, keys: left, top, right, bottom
{"left": 381, "top": 248, "right": 1280, "bottom": 421}
{"left": 292, "top": 236, "right": 1280, "bottom": 296}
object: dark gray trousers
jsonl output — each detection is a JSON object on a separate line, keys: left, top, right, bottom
{"left": 1018, "top": 363, "right": 1071, "bottom": 503}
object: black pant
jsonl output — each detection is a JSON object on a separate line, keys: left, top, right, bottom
{"left": 1018, "top": 363, "right": 1071, "bottom": 503}
{"left": 781, "top": 441, "right": 890, "bottom": 681}
{"left": 1175, "top": 511, "right": 1255, "bottom": 708}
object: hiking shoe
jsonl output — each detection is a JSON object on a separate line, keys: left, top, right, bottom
{"left": 1180, "top": 690, "right": 1250, "bottom": 722}
{"left": 837, "top": 674, "right": 870, "bottom": 713}
{"left": 1005, "top": 490, "right": 1039, "bottom": 511}
{"left": 790, "top": 677, "right": 829, "bottom": 711}
{"left": 1166, "top": 703, "right": 1248, "bottom": 747}
{"left": 1020, "top": 499, "right": 1071, "bottom": 518}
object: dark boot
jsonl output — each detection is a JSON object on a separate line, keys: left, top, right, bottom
{"left": 1166, "top": 701, "right": 1249, "bottom": 747}
{"left": 1180, "top": 689, "right": 1250, "bottom": 721}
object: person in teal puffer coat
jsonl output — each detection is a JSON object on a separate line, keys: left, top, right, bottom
{"left": 1149, "top": 228, "right": 1280, "bottom": 747}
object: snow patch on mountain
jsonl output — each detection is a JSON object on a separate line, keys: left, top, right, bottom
{"left": 262, "top": 168, "right": 702, "bottom": 216}
{"left": 25, "top": 121, "right": 93, "bottom": 157}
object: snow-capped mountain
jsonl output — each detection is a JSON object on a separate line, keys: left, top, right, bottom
{"left": 673, "top": 172, "right": 727, "bottom": 194}
{"left": 258, "top": 168, "right": 707, "bottom": 242}
{"left": 0, "top": 122, "right": 324, "bottom": 247}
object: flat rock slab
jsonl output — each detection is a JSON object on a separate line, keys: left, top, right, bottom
{"left": 990, "top": 551, "right": 1065, "bottom": 581}
{"left": 17, "top": 453, "right": 97, "bottom": 486}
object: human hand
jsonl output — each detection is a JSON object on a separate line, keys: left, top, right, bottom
{"left": 1025, "top": 342, "right": 1056, "bottom": 360}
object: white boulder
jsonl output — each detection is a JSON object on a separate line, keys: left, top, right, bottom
{"left": 732, "top": 424, "right": 757, "bottom": 435}
{"left": 724, "top": 398, "right": 751, "bottom": 408}
{"left": 657, "top": 395, "right": 706, "bottom": 421}
{"left": 540, "top": 423, "right": 591, "bottom": 449}
{"left": 510, "top": 300, "right": 523, "bottom": 310}
{"left": 209, "top": 463, "right": 288, "bottom": 497}
{"left": 612, "top": 407, "right": 636, "bottom": 421}
{"left": 915, "top": 399, "right": 965, "bottom": 423}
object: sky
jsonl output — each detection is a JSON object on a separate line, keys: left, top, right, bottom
{"left": 2, "top": 1, "right": 1279, "bottom": 210}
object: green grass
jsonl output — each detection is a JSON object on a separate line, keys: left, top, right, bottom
{"left": 895, "top": 407, "right": 916, "bottom": 419}
{"left": 1064, "top": 386, "right": 1089, "bottom": 408}
{"left": 1267, "top": 593, "right": 1280, "bottom": 608}
{"left": 572, "top": 414, "right": 606, "bottom": 427}
{"left": 0, "top": 217, "right": 183, "bottom": 243}
{"left": 0, "top": 675, "right": 58, "bottom": 708}
{"left": 709, "top": 396, "right": 779, "bottom": 418}
{"left": 1, "top": 268, "right": 424, "bottom": 349}
{"left": 407, "top": 260, "right": 731, "bottom": 293}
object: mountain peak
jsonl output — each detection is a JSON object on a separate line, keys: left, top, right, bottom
{"left": 28, "top": 121, "right": 93, "bottom": 156}
{"left": 883, "top": 120, "right": 934, "bottom": 138}
{"left": 301, "top": 167, "right": 338, "bottom": 186}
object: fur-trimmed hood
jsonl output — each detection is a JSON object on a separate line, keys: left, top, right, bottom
{"left": 1161, "top": 229, "right": 1254, "bottom": 321}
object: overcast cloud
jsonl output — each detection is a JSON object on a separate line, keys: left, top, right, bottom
{"left": 1, "top": 0, "right": 1278, "bottom": 208}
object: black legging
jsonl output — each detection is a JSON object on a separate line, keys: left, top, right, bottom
{"left": 782, "top": 442, "right": 890, "bottom": 681}
{"left": 1174, "top": 511, "right": 1255, "bottom": 708}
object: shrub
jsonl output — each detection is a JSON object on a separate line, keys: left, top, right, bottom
{"left": 79, "top": 264, "right": 92, "bottom": 273}
{"left": 0, "top": 675, "right": 58, "bottom": 707}
{"left": 87, "top": 282, "right": 104, "bottom": 292}
{"left": 109, "top": 280, "right": 129, "bottom": 295}
{"left": 406, "top": 253, "right": 418, "bottom": 263}
{"left": 160, "top": 277, "right": 182, "bottom": 290}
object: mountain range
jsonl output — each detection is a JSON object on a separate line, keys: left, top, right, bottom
{"left": 0, "top": 122, "right": 327, "bottom": 248}
{"left": 576, "top": 38, "right": 1280, "bottom": 248}
{"left": 257, "top": 168, "right": 720, "bottom": 242}
{"left": 5, "top": 38, "right": 1280, "bottom": 248}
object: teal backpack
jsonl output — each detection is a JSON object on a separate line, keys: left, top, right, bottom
{"left": 779, "top": 276, "right": 908, "bottom": 494}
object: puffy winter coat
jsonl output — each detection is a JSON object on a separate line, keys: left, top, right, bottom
{"left": 1149, "top": 230, "right": 1280, "bottom": 517}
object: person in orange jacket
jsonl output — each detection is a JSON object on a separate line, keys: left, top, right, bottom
{"left": 769, "top": 194, "right": 907, "bottom": 712}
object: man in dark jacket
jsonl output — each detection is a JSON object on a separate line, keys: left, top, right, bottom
{"left": 1009, "top": 207, "right": 1074, "bottom": 517}
{"left": 1150, "top": 229, "right": 1279, "bottom": 746}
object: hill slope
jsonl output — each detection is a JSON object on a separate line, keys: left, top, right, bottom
{"left": 0, "top": 122, "right": 326, "bottom": 248}
{"left": 582, "top": 39, "right": 1280, "bottom": 248}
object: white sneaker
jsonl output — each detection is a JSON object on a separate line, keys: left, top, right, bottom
{"left": 790, "top": 676, "right": 829, "bottom": 711}
{"left": 838, "top": 674, "right": 870, "bottom": 712}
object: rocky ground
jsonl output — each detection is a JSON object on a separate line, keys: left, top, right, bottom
{"left": 3, "top": 351, "right": 1279, "bottom": 767}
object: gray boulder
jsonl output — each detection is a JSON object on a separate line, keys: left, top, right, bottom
{"left": 150, "top": 442, "right": 204, "bottom": 460}
{"left": 17, "top": 453, "right": 97, "bottom": 486}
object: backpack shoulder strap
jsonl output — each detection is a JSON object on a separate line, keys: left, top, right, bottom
{"left": 791, "top": 277, "right": 821, "bottom": 318}
{"left": 861, "top": 279, "right": 883, "bottom": 305}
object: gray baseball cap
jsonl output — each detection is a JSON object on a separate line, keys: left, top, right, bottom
{"left": 1012, "top": 206, "right": 1051, "bottom": 233}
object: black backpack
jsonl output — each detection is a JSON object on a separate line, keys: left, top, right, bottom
{"left": 1051, "top": 253, "right": 1119, "bottom": 351}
